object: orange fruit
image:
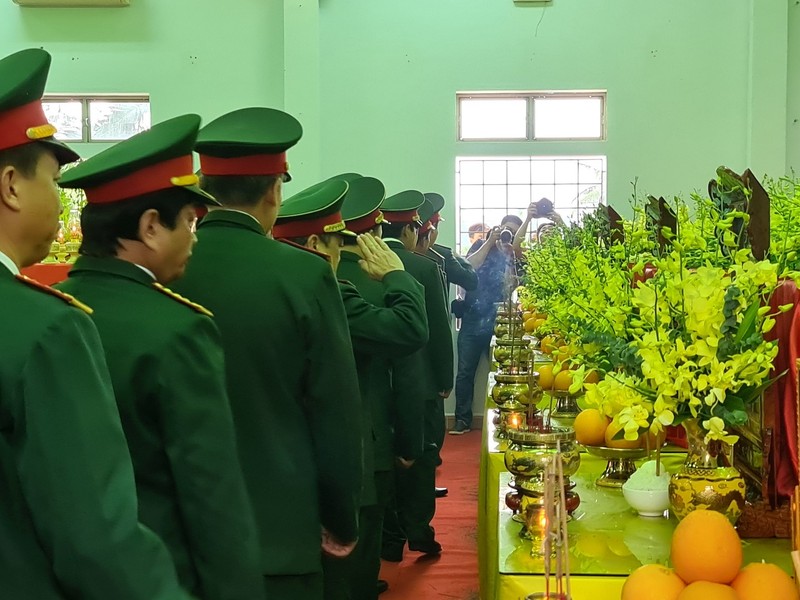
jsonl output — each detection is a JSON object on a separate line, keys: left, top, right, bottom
{"left": 731, "top": 562, "right": 799, "bottom": 600}
{"left": 671, "top": 509, "right": 742, "bottom": 584}
{"left": 621, "top": 564, "right": 686, "bottom": 600}
{"left": 536, "top": 364, "right": 554, "bottom": 390}
{"left": 584, "top": 369, "right": 600, "bottom": 385}
{"left": 524, "top": 318, "right": 538, "bottom": 333}
{"left": 677, "top": 581, "right": 738, "bottom": 600}
{"left": 604, "top": 421, "right": 640, "bottom": 449}
{"left": 540, "top": 335, "right": 557, "bottom": 354}
{"left": 521, "top": 311, "right": 533, "bottom": 322}
{"left": 553, "top": 369, "right": 573, "bottom": 391}
{"left": 574, "top": 409, "right": 609, "bottom": 446}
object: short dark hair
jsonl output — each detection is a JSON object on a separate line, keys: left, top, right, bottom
{"left": 285, "top": 233, "right": 340, "bottom": 247}
{"left": 342, "top": 225, "right": 380, "bottom": 245}
{"left": 0, "top": 143, "right": 52, "bottom": 178}
{"left": 200, "top": 174, "right": 279, "bottom": 207}
{"left": 79, "top": 189, "right": 196, "bottom": 258}
{"left": 501, "top": 215, "right": 523, "bottom": 227}
{"left": 381, "top": 221, "right": 418, "bottom": 240}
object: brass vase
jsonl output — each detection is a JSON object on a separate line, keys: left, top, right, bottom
{"left": 668, "top": 418, "right": 746, "bottom": 525}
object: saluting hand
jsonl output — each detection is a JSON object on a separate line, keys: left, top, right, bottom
{"left": 357, "top": 234, "right": 405, "bottom": 281}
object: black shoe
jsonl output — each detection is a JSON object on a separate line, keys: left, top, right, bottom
{"left": 435, "top": 487, "right": 448, "bottom": 498}
{"left": 377, "top": 580, "right": 389, "bottom": 595}
{"left": 381, "top": 545, "right": 404, "bottom": 562}
{"left": 407, "top": 539, "right": 442, "bottom": 555}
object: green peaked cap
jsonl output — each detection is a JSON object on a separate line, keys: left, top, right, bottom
{"left": 60, "top": 114, "right": 219, "bottom": 205}
{"left": 382, "top": 189, "right": 425, "bottom": 225}
{"left": 324, "top": 172, "right": 361, "bottom": 184}
{"left": 341, "top": 176, "right": 389, "bottom": 232}
{"left": 424, "top": 192, "right": 445, "bottom": 214}
{"left": 272, "top": 179, "right": 356, "bottom": 238}
{"left": 417, "top": 198, "right": 436, "bottom": 225}
{"left": 196, "top": 107, "right": 302, "bottom": 181}
{"left": 0, "top": 48, "right": 79, "bottom": 165}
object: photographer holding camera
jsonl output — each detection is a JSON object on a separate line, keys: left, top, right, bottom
{"left": 449, "top": 214, "right": 523, "bottom": 435}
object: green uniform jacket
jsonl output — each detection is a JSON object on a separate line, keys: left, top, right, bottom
{"left": 385, "top": 240, "right": 454, "bottom": 397}
{"left": 431, "top": 243, "right": 478, "bottom": 291}
{"left": 57, "top": 256, "right": 263, "bottom": 600}
{"left": 171, "top": 210, "right": 363, "bottom": 575}
{"left": 337, "top": 262, "right": 428, "bottom": 493}
{"left": 0, "top": 266, "right": 191, "bottom": 600}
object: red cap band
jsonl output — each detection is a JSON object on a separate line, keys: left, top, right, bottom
{"left": 273, "top": 211, "right": 346, "bottom": 239}
{"left": 0, "top": 100, "right": 51, "bottom": 152}
{"left": 84, "top": 155, "right": 195, "bottom": 204}
{"left": 430, "top": 213, "right": 443, "bottom": 225}
{"left": 199, "top": 152, "right": 288, "bottom": 176}
{"left": 420, "top": 221, "right": 433, "bottom": 235}
{"left": 383, "top": 209, "right": 420, "bottom": 224}
{"left": 345, "top": 209, "right": 385, "bottom": 233}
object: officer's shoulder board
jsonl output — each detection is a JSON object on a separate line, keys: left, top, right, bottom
{"left": 152, "top": 283, "right": 214, "bottom": 317}
{"left": 414, "top": 250, "right": 440, "bottom": 266}
{"left": 15, "top": 274, "right": 93, "bottom": 314}
{"left": 277, "top": 238, "right": 331, "bottom": 262}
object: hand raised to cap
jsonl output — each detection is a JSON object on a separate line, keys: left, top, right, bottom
{"left": 357, "top": 234, "right": 405, "bottom": 281}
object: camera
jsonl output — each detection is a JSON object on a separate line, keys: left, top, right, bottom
{"left": 499, "top": 228, "right": 514, "bottom": 244}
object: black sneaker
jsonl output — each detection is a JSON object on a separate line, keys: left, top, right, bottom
{"left": 449, "top": 420, "right": 471, "bottom": 435}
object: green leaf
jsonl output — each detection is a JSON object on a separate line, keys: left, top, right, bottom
{"left": 733, "top": 299, "right": 760, "bottom": 346}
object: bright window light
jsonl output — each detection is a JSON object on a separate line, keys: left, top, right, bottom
{"left": 533, "top": 96, "right": 604, "bottom": 139}
{"left": 457, "top": 91, "right": 606, "bottom": 142}
{"left": 43, "top": 101, "right": 83, "bottom": 142}
{"left": 459, "top": 97, "right": 528, "bottom": 140}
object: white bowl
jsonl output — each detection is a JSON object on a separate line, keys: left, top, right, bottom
{"left": 622, "top": 486, "right": 670, "bottom": 517}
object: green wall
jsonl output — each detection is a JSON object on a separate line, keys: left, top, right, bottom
{"left": 318, "top": 0, "right": 790, "bottom": 245}
{"left": 0, "top": 0, "right": 795, "bottom": 236}
{"left": 789, "top": 0, "right": 800, "bottom": 176}
{"left": 0, "top": 0, "right": 285, "bottom": 158}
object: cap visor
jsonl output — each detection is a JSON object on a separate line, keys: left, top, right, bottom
{"left": 42, "top": 138, "right": 80, "bottom": 166}
{"left": 340, "top": 228, "right": 357, "bottom": 237}
{"left": 185, "top": 185, "right": 222, "bottom": 206}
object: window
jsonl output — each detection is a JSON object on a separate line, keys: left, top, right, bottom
{"left": 43, "top": 95, "right": 151, "bottom": 143}
{"left": 457, "top": 91, "right": 606, "bottom": 141}
{"left": 456, "top": 156, "right": 606, "bottom": 253}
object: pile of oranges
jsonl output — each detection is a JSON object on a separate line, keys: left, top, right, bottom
{"left": 621, "top": 509, "right": 798, "bottom": 600}
{"left": 574, "top": 408, "right": 655, "bottom": 450}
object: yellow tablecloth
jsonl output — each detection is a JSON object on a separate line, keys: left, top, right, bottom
{"left": 484, "top": 465, "right": 793, "bottom": 600}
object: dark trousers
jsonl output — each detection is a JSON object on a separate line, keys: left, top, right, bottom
{"left": 323, "top": 472, "right": 392, "bottom": 600}
{"left": 454, "top": 327, "right": 494, "bottom": 425}
{"left": 264, "top": 572, "right": 323, "bottom": 600}
{"left": 382, "top": 398, "right": 440, "bottom": 550}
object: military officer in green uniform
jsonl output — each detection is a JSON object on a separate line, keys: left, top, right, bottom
{"left": 423, "top": 192, "right": 478, "bottom": 292}
{"left": 417, "top": 194, "right": 478, "bottom": 467}
{"left": 274, "top": 175, "right": 429, "bottom": 599}
{"left": 379, "top": 191, "right": 454, "bottom": 561}
{"left": 171, "top": 107, "right": 363, "bottom": 600}
{"left": 0, "top": 48, "right": 191, "bottom": 600}
{"left": 55, "top": 114, "right": 264, "bottom": 600}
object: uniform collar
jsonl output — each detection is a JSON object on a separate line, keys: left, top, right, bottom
{"left": 69, "top": 255, "right": 157, "bottom": 287}
{"left": 339, "top": 249, "right": 361, "bottom": 264}
{"left": 0, "top": 249, "right": 19, "bottom": 276}
{"left": 383, "top": 238, "right": 405, "bottom": 250}
{"left": 199, "top": 208, "right": 266, "bottom": 236}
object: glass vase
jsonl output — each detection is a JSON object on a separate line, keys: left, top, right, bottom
{"left": 668, "top": 418, "right": 746, "bottom": 525}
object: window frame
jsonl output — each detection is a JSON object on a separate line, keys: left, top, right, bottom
{"left": 43, "top": 93, "right": 151, "bottom": 143}
{"left": 454, "top": 154, "right": 607, "bottom": 254}
{"left": 456, "top": 90, "right": 607, "bottom": 142}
